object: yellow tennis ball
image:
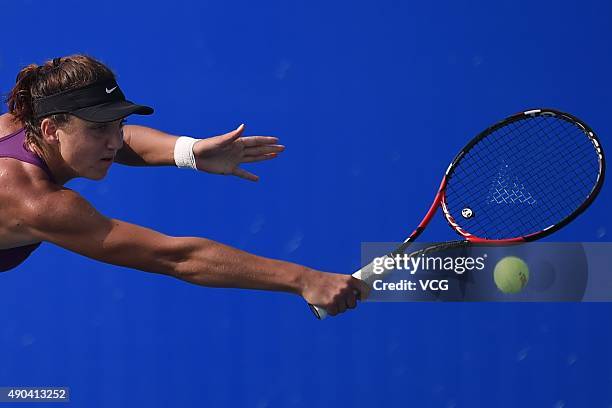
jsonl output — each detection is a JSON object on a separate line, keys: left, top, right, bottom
{"left": 494, "top": 256, "right": 529, "bottom": 294}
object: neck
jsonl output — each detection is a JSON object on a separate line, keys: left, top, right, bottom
{"left": 27, "top": 141, "right": 76, "bottom": 185}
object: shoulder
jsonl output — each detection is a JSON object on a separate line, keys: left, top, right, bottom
{"left": 0, "top": 161, "right": 78, "bottom": 234}
{"left": 19, "top": 182, "right": 92, "bottom": 228}
{"left": 12, "top": 178, "right": 110, "bottom": 247}
{"left": 0, "top": 113, "right": 23, "bottom": 137}
{"left": 0, "top": 163, "right": 70, "bottom": 245}
{"left": 0, "top": 164, "right": 53, "bottom": 207}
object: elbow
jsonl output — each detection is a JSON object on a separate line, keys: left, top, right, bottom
{"left": 154, "top": 236, "right": 205, "bottom": 278}
{"left": 118, "top": 236, "right": 197, "bottom": 278}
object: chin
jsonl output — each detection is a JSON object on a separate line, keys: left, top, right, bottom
{"left": 84, "top": 163, "right": 112, "bottom": 180}
{"left": 84, "top": 170, "right": 109, "bottom": 181}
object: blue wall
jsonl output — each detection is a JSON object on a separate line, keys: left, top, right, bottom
{"left": 1, "top": 0, "right": 611, "bottom": 406}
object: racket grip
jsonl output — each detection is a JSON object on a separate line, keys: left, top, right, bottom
{"left": 308, "top": 303, "right": 329, "bottom": 320}
{"left": 308, "top": 257, "right": 389, "bottom": 320}
{"left": 308, "top": 270, "right": 361, "bottom": 320}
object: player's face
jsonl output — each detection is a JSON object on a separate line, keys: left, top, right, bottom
{"left": 56, "top": 117, "right": 124, "bottom": 180}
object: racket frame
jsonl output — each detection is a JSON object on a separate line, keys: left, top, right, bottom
{"left": 309, "top": 108, "right": 605, "bottom": 319}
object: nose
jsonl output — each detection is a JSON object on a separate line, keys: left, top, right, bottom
{"left": 108, "top": 128, "right": 124, "bottom": 151}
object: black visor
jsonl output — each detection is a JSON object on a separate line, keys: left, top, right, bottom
{"left": 32, "top": 79, "right": 153, "bottom": 123}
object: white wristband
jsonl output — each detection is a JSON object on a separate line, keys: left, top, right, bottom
{"left": 174, "top": 136, "right": 198, "bottom": 169}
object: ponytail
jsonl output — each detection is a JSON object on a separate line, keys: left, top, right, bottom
{"left": 3, "top": 55, "right": 116, "bottom": 151}
{"left": 6, "top": 64, "right": 40, "bottom": 124}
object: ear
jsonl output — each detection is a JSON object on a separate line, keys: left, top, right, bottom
{"left": 40, "top": 118, "right": 61, "bottom": 145}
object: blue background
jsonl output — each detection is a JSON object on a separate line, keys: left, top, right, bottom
{"left": 1, "top": 0, "right": 612, "bottom": 406}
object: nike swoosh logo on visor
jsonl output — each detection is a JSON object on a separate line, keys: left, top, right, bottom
{"left": 106, "top": 86, "right": 118, "bottom": 94}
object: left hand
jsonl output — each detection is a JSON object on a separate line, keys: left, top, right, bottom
{"left": 192, "top": 124, "right": 285, "bottom": 181}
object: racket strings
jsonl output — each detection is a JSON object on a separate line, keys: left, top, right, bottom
{"left": 493, "top": 119, "right": 595, "bottom": 208}
{"left": 444, "top": 115, "right": 601, "bottom": 239}
{"left": 484, "top": 118, "right": 595, "bottom": 233}
{"left": 482, "top": 120, "right": 596, "bottom": 235}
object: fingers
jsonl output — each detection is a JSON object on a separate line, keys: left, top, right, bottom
{"left": 326, "top": 279, "right": 363, "bottom": 317}
{"left": 346, "top": 290, "right": 357, "bottom": 309}
{"left": 326, "top": 304, "right": 339, "bottom": 317}
{"left": 242, "top": 153, "right": 278, "bottom": 163}
{"left": 219, "top": 124, "right": 246, "bottom": 146}
{"left": 244, "top": 144, "right": 285, "bottom": 157}
{"left": 351, "top": 278, "right": 371, "bottom": 301}
{"left": 232, "top": 167, "right": 259, "bottom": 182}
{"left": 241, "top": 136, "right": 279, "bottom": 147}
{"left": 241, "top": 145, "right": 284, "bottom": 165}
{"left": 332, "top": 293, "right": 357, "bottom": 316}
{"left": 303, "top": 272, "right": 369, "bottom": 318}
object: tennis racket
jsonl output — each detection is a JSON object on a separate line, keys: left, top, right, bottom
{"left": 309, "top": 108, "right": 605, "bottom": 319}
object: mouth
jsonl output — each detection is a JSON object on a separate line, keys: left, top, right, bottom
{"left": 100, "top": 158, "right": 114, "bottom": 163}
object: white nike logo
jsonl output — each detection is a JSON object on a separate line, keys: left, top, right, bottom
{"left": 106, "top": 86, "right": 117, "bottom": 94}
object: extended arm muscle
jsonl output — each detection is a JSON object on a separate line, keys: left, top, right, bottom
{"left": 23, "top": 188, "right": 305, "bottom": 293}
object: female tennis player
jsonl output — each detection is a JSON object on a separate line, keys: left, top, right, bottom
{"left": 0, "top": 55, "right": 368, "bottom": 316}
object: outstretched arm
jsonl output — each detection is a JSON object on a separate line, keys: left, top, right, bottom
{"left": 117, "top": 124, "right": 285, "bottom": 181}
{"left": 23, "top": 186, "right": 368, "bottom": 316}
{"left": 115, "top": 125, "right": 176, "bottom": 166}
